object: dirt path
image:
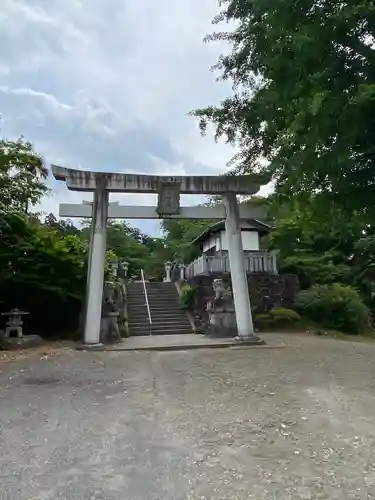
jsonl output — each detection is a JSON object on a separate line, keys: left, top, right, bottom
{"left": 0, "top": 333, "right": 374, "bottom": 499}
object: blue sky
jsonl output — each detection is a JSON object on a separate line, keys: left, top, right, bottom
{"left": 0, "top": 0, "right": 238, "bottom": 235}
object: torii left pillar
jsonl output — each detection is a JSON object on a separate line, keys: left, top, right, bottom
{"left": 84, "top": 188, "right": 109, "bottom": 345}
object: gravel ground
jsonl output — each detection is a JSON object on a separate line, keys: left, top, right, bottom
{"left": 1, "top": 333, "right": 375, "bottom": 500}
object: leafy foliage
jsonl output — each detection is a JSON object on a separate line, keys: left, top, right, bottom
{"left": 193, "top": 0, "right": 375, "bottom": 215}
{"left": 162, "top": 218, "right": 213, "bottom": 263}
{"left": 179, "top": 284, "right": 196, "bottom": 311}
{"left": 255, "top": 307, "right": 301, "bottom": 330}
{"left": 351, "top": 235, "right": 375, "bottom": 307}
{"left": 0, "top": 138, "right": 49, "bottom": 213}
{"left": 0, "top": 212, "right": 87, "bottom": 335}
{"left": 266, "top": 193, "right": 366, "bottom": 288}
{"left": 44, "top": 213, "right": 80, "bottom": 236}
{"left": 269, "top": 307, "right": 301, "bottom": 324}
{"left": 295, "top": 284, "right": 370, "bottom": 335}
{"left": 81, "top": 220, "right": 160, "bottom": 280}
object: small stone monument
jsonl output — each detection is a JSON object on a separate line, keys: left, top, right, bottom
{"left": 110, "top": 262, "right": 118, "bottom": 279}
{"left": 179, "top": 264, "right": 185, "bottom": 282}
{"left": 163, "top": 261, "right": 172, "bottom": 282}
{"left": 120, "top": 261, "right": 129, "bottom": 279}
{"left": 99, "top": 296, "right": 122, "bottom": 344}
{"left": 206, "top": 279, "right": 237, "bottom": 338}
{"left": 0, "top": 308, "right": 43, "bottom": 350}
{"left": 2, "top": 308, "right": 29, "bottom": 338}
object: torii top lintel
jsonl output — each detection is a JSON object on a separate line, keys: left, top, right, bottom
{"left": 51, "top": 165, "right": 268, "bottom": 195}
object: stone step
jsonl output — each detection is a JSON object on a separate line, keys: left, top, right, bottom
{"left": 133, "top": 317, "right": 189, "bottom": 322}
{"left": 150, "top": 316, "right": 189, "bottom": 322}
{"left": 128, "top": 313, "right": 188, "bottom": 321}
{"left": 129, "top": 312, "right": 189, "bottom": 320}
{"left": 126, "top": 282, "right": 190, "bottom": 337}
{"left": 128, "top": 302, "right": 182, "bottom": 307}
{"left": 127, "top": 298, "right": 179, "bottom": 305}
{"left": 130, "top": 319, "right": 191, "bottom": 327}
{"left": 130, "top": 320, "right": 191, "bottom": 329}
{"left": 127, "top": 293, "right": 179, "bottom": 299}
{"left": 128, "top": 292, "right": 179, "bottom": 297}
{"left": 130, "top": 327, "right": 193, "bottom": 336}
{"left": 127, "top": 306, "right": 183, "bottom": 313}
{"left": 128, "top": 295, "right": 178, "bottom": 304}
{"left": 128, "top": 303, "right": 182, "bottom": 309}
{"left": 128, "top": 309, "right": 181, "bottom": 315}
{"left": 128, "top": 285, "right": 176, "bottom": 290}
{"left": 127, "top": 296, "right": 179, "bottom": 300}
{"left": 128, "top": 293, "right": 171, "bottom": 297}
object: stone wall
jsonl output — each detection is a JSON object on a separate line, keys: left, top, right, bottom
{"left": 188, "top": 272, "right": 299, "bottom": 329}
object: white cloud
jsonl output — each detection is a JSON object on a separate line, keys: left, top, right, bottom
{"left": 0, "top": 0, "right": 264, "bottom": 235}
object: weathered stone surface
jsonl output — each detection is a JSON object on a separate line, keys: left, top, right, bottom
{"left": 60, "top": 203, "right": 268, "bottom": 220}
{"left": 100, "top": 293, "right": 123, "bottom": 344}
{"left": 51, "top": 164, "right": 267, "bottom": 194}
{"left": 248, "top": 272, "right": 299, "bottom": 312}
{"left": 206, "top": 278, "right": 238, "bottom": 338}
{"left": 99, "top": 312, "right": 122, "bottom": 344}
{"left": 233, "top": 335, "right": 266, "bottom": 346}
{"left": 0, "top": 334, "right": 43, "bottom": 351}
{"left": 189, "top": 272, "right": 299, "bottom": 332}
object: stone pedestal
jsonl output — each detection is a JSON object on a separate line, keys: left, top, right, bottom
{"left": 206, "top": 278, "right": 264, "bottom": 343}
{"left": 206, "top": 279, "right": 237, "bottom": 338}
{"left": 163, "top": 261, "right": 172, "bottom": 282}
{"left": 120, "top": 261, "right": 129, "bottom": 278}
{"left": 100, "top": 312, "right": 122, "bottom": 344}
{"left": 0, "top": 334, "right": 43, "bottom": 350}
{"left": 99, "top": 292, "right": 122, "bottom": 344}
{"left": 207, "top": 301, "right": 238, "bottom": 338}
{"left": 179, "top": 265, "right": 185, "bottom": 282}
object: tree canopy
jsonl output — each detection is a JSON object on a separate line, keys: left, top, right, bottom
{"left": 0, "top": 138, "right": 48, "bottom": 213}
{"left": 193, "top": 0, "right": 375, "bottom": 215}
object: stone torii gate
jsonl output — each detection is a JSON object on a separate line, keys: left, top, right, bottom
{"left": 52, "top": 165, "right": 268, "bottom": 346}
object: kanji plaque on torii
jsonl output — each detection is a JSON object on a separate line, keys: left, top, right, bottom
{"left": 156, "top": 182, "right": 181, "bottom": 217}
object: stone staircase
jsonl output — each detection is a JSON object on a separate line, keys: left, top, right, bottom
{"left": 127, "top": 282, "right": 193, "bottom": 336}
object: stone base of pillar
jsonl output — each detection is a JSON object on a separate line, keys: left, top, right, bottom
{"left": 76, "top": 343, "right": 104, "bottom": 351}
{"left": 233, "top": 335, "right": 266, "bottom": 346}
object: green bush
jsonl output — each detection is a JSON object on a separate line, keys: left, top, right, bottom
{"left": 255, "top": 307, "right": 301, "bottom": 330}
{"left": 179, "top": 284, "right": 195, "bottom": 310}
{"left": 254, "top": 312, "right": 273, "bottom": 329}
{"left": 269, "top": 307, "right": 301, "bottom": 325}
{"left": 295, "top": 283, "right": 370, "bottom": 335}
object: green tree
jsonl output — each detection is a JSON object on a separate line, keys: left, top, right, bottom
{"left": 0, "top": 138, "right": 49, "bottom": 213}
{"left": 144, "top": 237, "right": 173, "bottom": 281}
{"left": 162, "top": 218, "right": 213, "bottom": 262}
{"left": 0, "top": 213, "right": 87, "bottom": 335}
{"left": 267, "top": 193, "right": 366, "bottom": 288}
{"left": 193, "top": 0, "right": 375, "bottom": 214}
{"left": 44, "top": 213, "right": 80, "bottom": 236}
{"left": 352, "top": 235, "right": 375, "bottom": 309}
{"left": 81, "top": 220, "right": 153, "bottom": 278}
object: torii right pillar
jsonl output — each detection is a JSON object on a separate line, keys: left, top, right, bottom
{"left": 223, "top": 192, "right": 262, "bottom": 343}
